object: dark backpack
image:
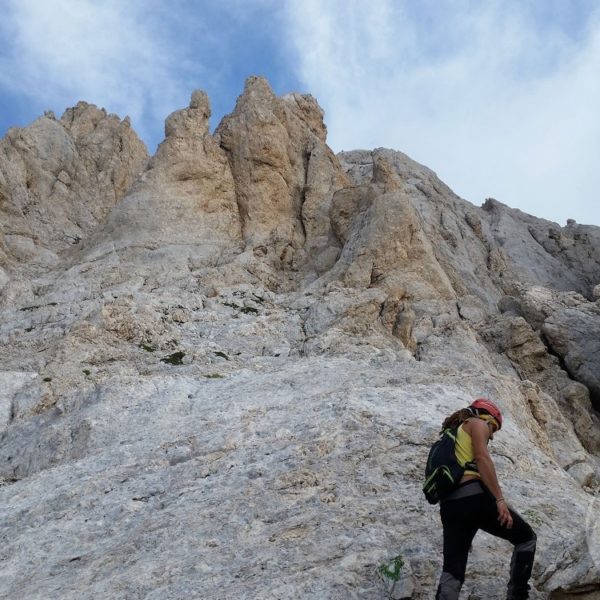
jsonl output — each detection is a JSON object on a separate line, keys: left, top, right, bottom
{"left": 423, "top": 426, "right": 477, "bottom": 504}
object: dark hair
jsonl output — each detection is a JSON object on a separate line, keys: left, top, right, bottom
{"left": 441, "top": 408, "right": 473, "bottom": 433}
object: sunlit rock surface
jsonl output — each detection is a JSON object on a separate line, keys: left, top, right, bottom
{"left": 1, "top": 77, "right": 599, "bottom": 599}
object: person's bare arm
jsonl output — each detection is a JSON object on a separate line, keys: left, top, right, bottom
{"left": 469, "top": 419, "right": 513, "bottom": 528}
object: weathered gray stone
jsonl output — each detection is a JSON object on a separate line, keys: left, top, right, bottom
{"left": 215, "top": 76, "right": 348, "bottom": 288}
{"left": 0, "top": 104, "right": 148, "bottom": 274}
{"left": 0, "top": 80, "right": 599, "bottom": 599}
{"left": 542, "top": 305, "right": 600, "bottom": 409}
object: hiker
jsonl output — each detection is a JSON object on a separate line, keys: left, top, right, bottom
{"left": 434, "top": 399, "right": 537, "bottom": 600}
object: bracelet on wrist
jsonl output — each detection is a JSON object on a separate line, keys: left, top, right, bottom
{"left": 496, "top": 497, "right": 505, "bottom": 504}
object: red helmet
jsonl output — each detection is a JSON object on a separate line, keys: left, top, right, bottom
{"left": 470, "top": 398, "right": 503, "bottom": 429}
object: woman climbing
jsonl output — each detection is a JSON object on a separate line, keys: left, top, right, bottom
{"left": 435, "top": 398, "right": 537, "bottom": 599}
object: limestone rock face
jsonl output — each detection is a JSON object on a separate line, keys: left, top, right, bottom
{"left": 0, "top": 104, "right": 148, "bottom": 273}
{"left": 331, "top": 151, "right": 456, "bottom": 301}
{"left": 339, "top": 149, "right": 500, "bottom": 306}
{"left": 1, "top": 80, "right": 600, "bottom": 599}
{"left": 491, "top": 286, "right": 600, "bottom": 454}
{"left": 542, "top": 299, "right": 600, "bottom": 410}
{"left": 215, "top": 77, "right": 348, "bottom": 286}
{"left": 83, "top": 90, "right": 242, "bottom": 283}
{"left": 480, "top": 199, "right": 600, "bottom": 299}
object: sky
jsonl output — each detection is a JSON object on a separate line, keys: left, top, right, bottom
{"left": 0, "top": 0, "right": 599, "bottom": 226}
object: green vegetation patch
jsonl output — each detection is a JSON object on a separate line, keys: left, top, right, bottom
{"left": 379, "top": 555, "right": 404, "bottom": 581}
{"left": 204, "top": 373, "right": 224, "bottom": 379}
{"left": 378, "top": 554, "right": 404, "bottom": 599}
{"left": 139, "top": 343, "right": 157, "bottom": 352}
{"left": 523, "top": 509, "right": 544, "bottom": 527}
{"left": 223, "top": 301, "right": 259, "bottom": 315}
{"left": 160, "top": 351, "right": 186, "bottom": 366}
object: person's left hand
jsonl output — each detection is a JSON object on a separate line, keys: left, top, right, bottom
{"left": 497, "top": 500, "right": 513, "bottom": 528}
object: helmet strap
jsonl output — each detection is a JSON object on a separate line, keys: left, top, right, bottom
{"left": 478, "top": 413, "right": 500, "bottom": 430}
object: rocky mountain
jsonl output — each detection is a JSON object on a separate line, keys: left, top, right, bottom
{"left": 0, "top": 76, "right": 599, "bottom": 599}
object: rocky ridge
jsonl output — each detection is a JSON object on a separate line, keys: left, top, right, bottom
{"left": 0, "top": 76, "right": 599, "bottom": 599}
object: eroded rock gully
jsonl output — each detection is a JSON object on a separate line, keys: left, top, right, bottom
{"left": 0, "top": 77, "right": 599, "bottom": 598}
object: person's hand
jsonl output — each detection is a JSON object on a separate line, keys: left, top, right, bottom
{"left": 497, "top": 499, "right": 513, "bottom": 528}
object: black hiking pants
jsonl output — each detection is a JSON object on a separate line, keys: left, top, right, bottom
{"left": 435, "top": 481, "right": 536, "bottom": 600}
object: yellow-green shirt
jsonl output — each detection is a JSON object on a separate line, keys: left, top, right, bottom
{"left": 455, "top": 422, "right": 480, "bottom": 477}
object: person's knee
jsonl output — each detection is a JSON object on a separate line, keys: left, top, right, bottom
{"left": 521, "top": 528, "right": 537, "bottom": 547}
{"left": 514, "top": 517, "right": 537, "bottom": 547}
{"left": 529, "top": 530, "right": 537, "bottom": 544}
{"left": 515, "top": 535, "right": 536, "bottom": 553}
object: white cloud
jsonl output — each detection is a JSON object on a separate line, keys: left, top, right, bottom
{"left": 0, "top": 0, "right": 189, "bottom": 146}
{"left": 1, "top": 0, "right": 598, "bottom": 226}
{"left": 283, "top": 0, "right": 600, "bottom": 226}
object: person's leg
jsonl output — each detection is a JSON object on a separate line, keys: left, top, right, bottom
{"left": 436, "top": 500, "right": 479, "bottom": 600}
{"left": 477, "top": 496, "right": 537, "bottom": 600}
{"left": 506, "top": 530, "right": 536, "bottom": 600}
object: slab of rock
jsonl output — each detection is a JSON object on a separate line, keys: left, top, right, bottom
{"left": 216, "top": 76, "right": 348, "bottom": 284}
{"left": 0, "top": 80, "right": 600, "bottom": 599}
{"left": 0, "top": 104, "right": 148, "bottom": 272}
{"left": 542, "top": 305, "right": 600, "bottom": 410}
{"left": 0, "top": 361, "right": 595, "bottom": 598}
